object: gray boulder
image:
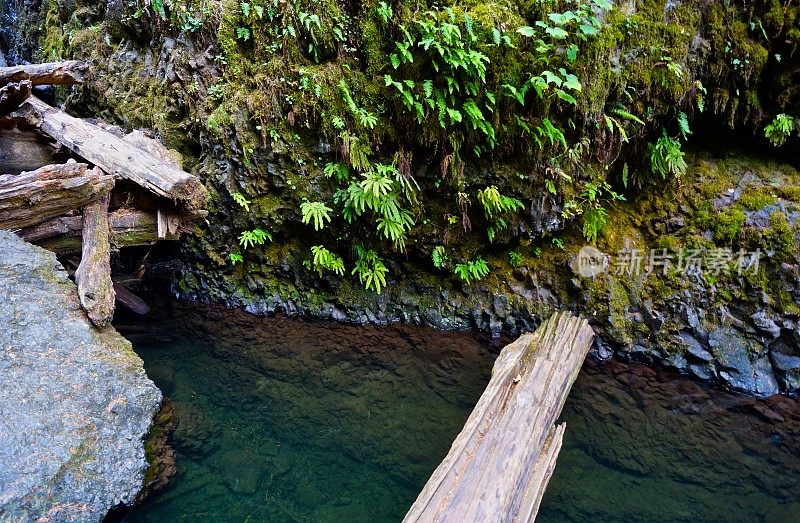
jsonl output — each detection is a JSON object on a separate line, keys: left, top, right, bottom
{"left": 708, "top": 327, "right": 779, "bottom": 397}
{"left": 0, "top": 231, "right": 161, "bottom": 521}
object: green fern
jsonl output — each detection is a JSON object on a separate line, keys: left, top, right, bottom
{"left": 305, "top": 245, "right": 345, "bottom": 276}
{"left": 352, "top": 246, "right": 389, "bottom": 294}
{"left": 300, "top": 200, "right": 333, "bottom": 230}
{"left": 454, "top": 256, "right": 490, "bottom": 284}
{"left": 238, "top": 228, "right": 272, "bottom": 249}
{"left": 764, "top": 114, "right": 796, "bottom": 147}
{"left": 649, "top": 133, "right": 687, "bottom": 178}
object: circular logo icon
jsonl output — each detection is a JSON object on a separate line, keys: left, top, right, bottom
{"left": 574, "top": 245, "right": 609, "bottom": 278}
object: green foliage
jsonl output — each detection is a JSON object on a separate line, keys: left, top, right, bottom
{"left": 305, "top": 245, "right": 345, "bottom": 276}
{"left": 764, "top": 114, "right": 796, "bottom": 147}
{"left": 228, "top": 252, "right": 244, "bottom": 265}
{"left": 714, "top": 208, "right": 746, "bottom": 243}
{"left": 649, "top": 133, "right": 687, "bottom": 178}
{"left": 300, "top": 200, "right": 333, "bottom": 230}
{"left": 563, "top": 180, "right": 625, "bottom": 244}
{"left": 476, "top": 186, "right": 524, "bottom": 218}
{"left": 454, "top": 256, "right": 490, "bottom": 283}
{"left": 508, "top": 251, "right": 523, "bottom": 267}
{"left": 352, "top": 246, "right": 389, "bottom": 294}
{"left": 432, "top": 245, "right": 447, "bottom": 268}
{"left": 232, "top": 191, "right": 251, "bottom": 212}
{"left": 339, "top": 80, "right": 378, "bottom": 129}
{"left": 677, "top": 112, "right": 691, "bottom": 140}
{"left": 376, "top": 1, "right": 393, "bottom": 25}
{"left": 385, "top": 7, "right": 497, "bottom": 155}
{"left": 238, "top": 228, "right": 272, "bottom": 249}
{"left": 338, "top": 163, "right": 418, "bottom": 252}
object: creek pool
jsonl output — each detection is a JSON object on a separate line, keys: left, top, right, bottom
{"left": 115, "top": 302, "right": 800, "bottom": 522}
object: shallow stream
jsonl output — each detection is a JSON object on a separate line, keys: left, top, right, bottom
{"left": 117, "top": 302, "right": 800, "bottom": 522}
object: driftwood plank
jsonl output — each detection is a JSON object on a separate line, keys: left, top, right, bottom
{"left": 75, "top": 193, "right": 115, "bottom": 327}
{"left": 404, "top": 312, "right": 594, "bottom": 523}
{"left": 0, "top": 163, "right": 115, "bottom": 230}
{"left": 24, "top": 96, "right": 207, "bottom": 213}
{"left": 0, "top": 61, "right": 87, "bottom": 86}
{"left": 20, "top": 208, "right": 185, "bottom": 253}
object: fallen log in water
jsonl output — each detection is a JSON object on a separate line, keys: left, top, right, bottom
{"left": 0, "top": 60, "right": 87, "bottom": 86}
{"left": 0, "top": 163, "right": 114, "bottom": 230}
{"left": 23, "top": 96, "right": 207, "bottom": 213}
{"left": 404, "top": 312, "right": 594, "bottom": 523}
{"left": 75, "top": 193, "right": 115, "bottom": 326}
{"left": 19, "top": 208, "right": 185, "bottom": 253}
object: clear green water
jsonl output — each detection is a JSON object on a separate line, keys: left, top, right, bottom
{"left": 118, "top": 303, "right": 800, "bottom": 522}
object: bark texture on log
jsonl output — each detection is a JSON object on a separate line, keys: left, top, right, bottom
{"left": 20, "top": 209, "right": 185, "bottom": 253}
{"left": 0, "top": 80, "right": 32, "bottom": 115}
{"left": 75, "top": 193, "right": 115, "bottom": 327}
{"left": 0, "top": 61, "right": 88, "bottom": 86}
{"left": 24, "top": 96, "right": 207, "bottom": 213}
{"left": 404, "top": 312, "right": 594, "bottom": 523}
{"left": 0, "top": 163, "right": 115, "bottom": 230}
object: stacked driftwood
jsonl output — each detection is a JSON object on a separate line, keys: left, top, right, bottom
{"left": 0, "top": 61, "right": 207, "bottom": 327}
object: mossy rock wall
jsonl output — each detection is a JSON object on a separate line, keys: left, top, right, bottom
{"left": 5, "top": 0, "right": 800, "bottom": 396}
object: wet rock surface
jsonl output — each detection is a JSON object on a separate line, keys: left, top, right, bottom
{"left": 0, "top": 231, "right": 162, "bottom": 522}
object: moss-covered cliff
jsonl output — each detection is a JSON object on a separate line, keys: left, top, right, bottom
{"left": 4, "top": 0, "right": 799, "bottom": 395}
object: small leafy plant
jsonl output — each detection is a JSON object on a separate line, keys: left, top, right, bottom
{"left": 300, "top": 200, "right": 333, "bottom": 230}
{"left": 432, "top": 245, "right": 447, "bottom": 268}
{"left": 305, "top": 245, "right": 345, "bottom": 276}
{"left": 238, "top": 228, "right": 272, "bottom": 249}
{"left": 454, "top": 256, "right": 490, "bottom": 283}
{"left": 352, "top": 246, "right": 389, "bottom": 294}
{"left": 649, "top": 133, "right": 687, "bottom": 178}
{"left": 764, "top": 114, "right": 796, "bottom": 147}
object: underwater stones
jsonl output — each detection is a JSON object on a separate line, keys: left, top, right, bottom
{"left": 216, "top": 450, "right": 264, "bottom": 494}
{"left": 0, "top": 231, "right": 161, "bottom": 521}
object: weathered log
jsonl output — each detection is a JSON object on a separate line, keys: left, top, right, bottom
{"left": 0, "top": 163, "right": 115, "bottom": 230}
{"left": 113, "top": 282, "right": 151, "bottom": 315}
{"left": 75, "top": 193, "right": 115, "bottom": 327}
{"left": 0, "top": 128, "right": 61, "bottom": 173}
{"left": 0, "top": 61, "right": 87, "bottom": 86}
{"left": 0, "top": 80, "right": 32, "bottom": 114}
{"left": 20, "top": 208, "right": 185, "bottom": 253}
{"left": 404, "top": 312, "right": 594, "bottom": 523}
{"left": 24, "top": 96, "right": 207, "bottom": 213}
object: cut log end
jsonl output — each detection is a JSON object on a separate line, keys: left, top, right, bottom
{"left": 0, "top": 80, "right": 32, "bottom": 115}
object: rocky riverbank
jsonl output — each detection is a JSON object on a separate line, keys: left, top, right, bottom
{"left": 0, "top": 231, "right": 162, "bottom": 521}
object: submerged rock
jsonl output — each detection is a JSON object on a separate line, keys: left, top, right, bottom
{"left": 0, "top": 231, "right": 162, "bottom": 521}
